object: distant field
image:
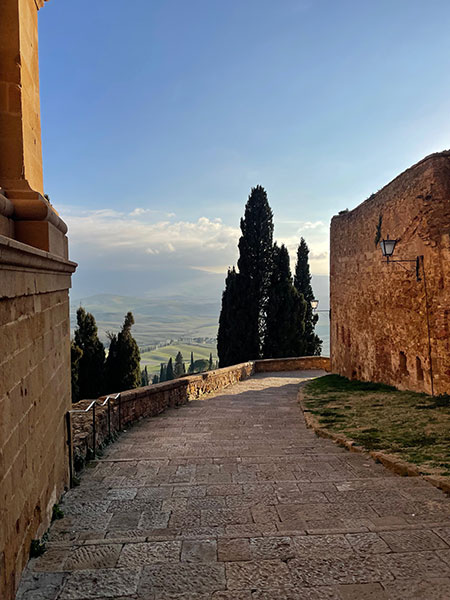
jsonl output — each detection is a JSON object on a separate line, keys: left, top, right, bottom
{"left": 70, "top": 293, "right": 220, "bottom": 347}
{"left": 70, "top": 292, "right": 330, "bottom": 372}
{"left": 141, "top": 341, "right": 217, "bottom": 375}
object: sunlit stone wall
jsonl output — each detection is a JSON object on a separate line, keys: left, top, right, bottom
{"left": 330, "top": 151, "right": 450, "bottom": 395}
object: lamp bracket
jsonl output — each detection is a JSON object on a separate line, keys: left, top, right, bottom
{"left": 385, "top": 256, "right": 422, "bottom": 281}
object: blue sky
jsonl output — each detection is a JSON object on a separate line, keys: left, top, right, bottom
{"left": 39, "top": 0, "right": 450, "bottom": 299}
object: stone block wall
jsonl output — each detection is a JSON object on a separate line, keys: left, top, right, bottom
{"left": 255, "top": 357, "right": 331, "bottom": 373}
{"left": 330, "top": 151, "right": 450, "bottom": 395}
{"left": 0, "top": 235, "right": 76, "bottom": 599}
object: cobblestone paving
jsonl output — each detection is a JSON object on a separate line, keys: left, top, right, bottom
{"left": 17, "top": 371, "right": 450, "bottom": 600}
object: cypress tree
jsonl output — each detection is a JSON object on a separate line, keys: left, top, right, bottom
{"left": 208, "top": 352, "right": 213, "bottom": 370}
{"left": 105, "top": 312, "right": 141, "bottom": 392}
{"left": 263, "top": 244, "right": 307, "bottom": 358}
{"left": 105, "top": 332, "right": 119, "bottom": 391}
{"left": 218, "top": 186, "right": 274, "bottom": 366}
{"left": 217, "top": 267, "right": 243, "bottom": 367}
{"left": 141, "top": 366, "right": 149, "bottom": 387}
{"left": 174, "top": 351, "right": 185, "bottom": 378}
{"left": 236, "top": 185, "right": 274, "bottom": 360}
{"left": 70, "top": 340, "right": 83, "bottom": 403}
{"left": 294, "top": 238, "right": 322, "bottom": 355}
{"left": 159, "top": 363, "right": 167, "bottom": 382}
{"left": 166, "top": 357, "right": 174, "bottom": 380}
{"left": 74, "top": 307, "right": 105, "bottom": 399}
{"left": 188, "top": 351, "right": 195, "bottom": 374}
{"left": 152, "top": 374, "right": 160, "bottom": 384}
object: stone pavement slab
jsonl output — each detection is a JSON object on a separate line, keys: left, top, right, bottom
{"left": 16, "top": 371, "right": 450, "bottom": 599}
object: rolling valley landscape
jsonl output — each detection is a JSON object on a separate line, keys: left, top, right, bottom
{"left": 69, "top": 275, "right": 330, "bottom": 374}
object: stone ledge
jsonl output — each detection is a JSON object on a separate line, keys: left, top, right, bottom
{"left": 0, "top": 190, "right": 14, "bottom": 217}
{"left": 298, "top": 388, "right": 450, "bottom": 496}
{"left": 255, "top": 356, "right": 330, "bottom": 373}
{"left": 0, "top": 234, "right": 77, "bottom": 274}
{"left": 9, "top": 192, "right": 68, "bottom": 235}
{"left": 331, "top": 149, "right": 450, "bottom": 222}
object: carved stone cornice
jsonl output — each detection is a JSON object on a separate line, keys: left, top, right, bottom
{"left": 0, "top": 189, "right": 14, "bottom": 219}
{"left": 6, "top": 190, "right": 68, "bottom": 235}
{"left": 0, "top": 234, "right": 77, "bottom": 274}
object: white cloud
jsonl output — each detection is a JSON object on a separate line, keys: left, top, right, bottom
{"left": 62, "top": 207, "right": 240, "bottom": 273}
{"left": 297, "top": 220, "right": 325, "bottom": 231}
{"left": 191, "top": 265, "right": 232, "bottom": 274}
{"left": 129, "top": 207, "right": 151, "bottom": 216}
{"left": 62, "top": 205, "right": 330, "bottom": 297}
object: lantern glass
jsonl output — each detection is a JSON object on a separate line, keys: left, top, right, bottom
{"left": 380, "top": 238, "right": 397, "bottom": 257}
{"left": 311, "top": 299, "right": 319, "bottom": 310}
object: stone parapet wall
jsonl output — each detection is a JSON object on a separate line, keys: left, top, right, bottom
{"left": 0, "top": 236, "right": 76, "bottom": 600}
{"left": 330, "top": 151, "right": 450, "bottom": 395}
{"left": 70, "top": 357, "right": 329, "bottom": 472}
{"left": 254, "top": 357, "right": 330, "bottom": 373}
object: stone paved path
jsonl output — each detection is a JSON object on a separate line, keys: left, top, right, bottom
{"left": 17, "top": 371, "right": 450, "bottom": 600}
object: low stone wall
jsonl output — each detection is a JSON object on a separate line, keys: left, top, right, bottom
{"left": 254, "top": 356, "right": 330, "bottom": 373}
{"left": 70, "top": 357, "right": 329, "bottom": 473}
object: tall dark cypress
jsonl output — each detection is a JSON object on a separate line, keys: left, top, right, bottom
{"left": 263, "top": 244, "right": 307, "bottom": 358}
{"left": 166, "top": 357, "right": 174, "bottom": 381}
{"left": 105, "top": 312, "right": 141, "bottom": 392}
{"left": 74, "top": 307, "right": 105, "bottom": 400}
{"left": 294, "top": 238, "right": 322, "bottom": 356}
{"left": 237, "top": 185, "right": 274, "bottom": 360}
{"left": 218, "top": 267, "right": 244, "bottom": 367}
{"left": 188, "top": 352, "right": 195, "bottom": 374}
{"left": 159, "top": 363, "right": 167, "bottom": 382}
{"left": 70, "top": 340, "right": 83, "bottom": 403}
{"left": 174, "top": 351, "right": 185, "bottom": 378}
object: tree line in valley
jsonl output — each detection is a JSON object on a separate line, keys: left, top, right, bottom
{"left": 71, "top": 309, "right": 141, "bottom": 403}
{"left": 141, "top": 351, "right": 217, "bottom": 386}
{"left": 71, "top": 307, "right": 218, "bottom": 402}
{"left": 218, "top": 185, "right": 321, "bottom": 367}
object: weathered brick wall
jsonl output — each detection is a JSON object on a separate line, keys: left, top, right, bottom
{"left": 330, "top": 151, "right": 450, "bottom": 395}
{"left": 70, "top": 357, "right": 329, "bottom": 470}
{"left": 0, "top": 235, "right": 76, "bottom": 600}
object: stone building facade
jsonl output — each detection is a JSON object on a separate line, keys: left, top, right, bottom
{"left": 330, "top": 151, "right": 450, "bottom": 396}
{"left": 0, "top": 1, "right": 76, "bottom": 598}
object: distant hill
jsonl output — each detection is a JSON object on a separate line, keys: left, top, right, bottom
{"left": 141, "top": 341, "right": 217, "bottom": 375}
{"left": 69, "top": 293, "right": 220, "bottom": 347}
{"left": 70, "top": 274, "right": 330, "bottom": 356}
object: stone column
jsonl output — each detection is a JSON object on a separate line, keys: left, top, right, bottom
{"left": 0, "top": 2, "right": 78, "bottom": 598}
{"left": 0, "top": 0, "right": 67, "bottom": 256}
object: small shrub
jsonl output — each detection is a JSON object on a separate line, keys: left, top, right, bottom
{"left": 52, "top": 504, "right": 64, "bottom": 521}
{"left": 73, "top": 452, "right": 85, "bottom": 473}
{"left": 29, "top": 538, "right": 46, "bottom": 558}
